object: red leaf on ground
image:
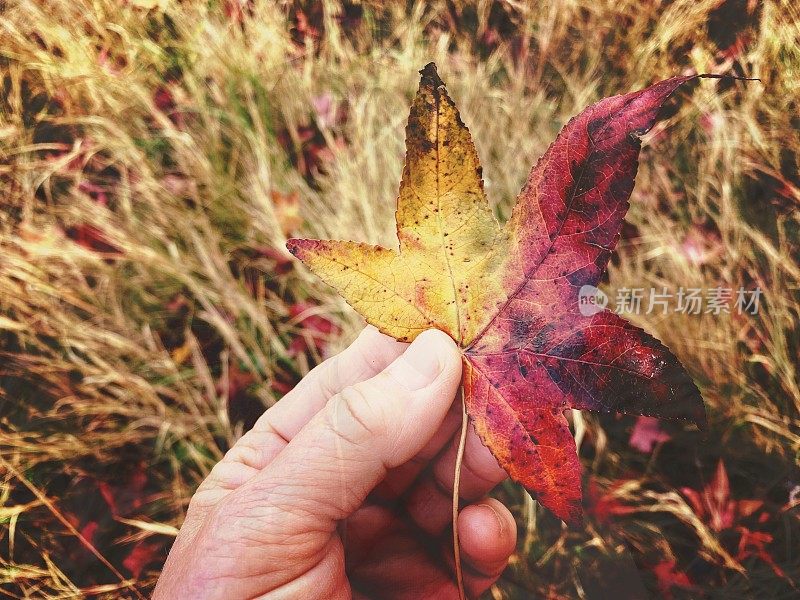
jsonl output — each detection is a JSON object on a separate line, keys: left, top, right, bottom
{"left": 585, "top": 478, "right": 638, "bottom": 524}
{"left": 629, "top": 416, "right": 671, "bottom": 453}
{"left": 217, "top": 360, "right": 257, "bottom": 401}
{"left": 736, "top": 527, "right": 788, "bottom": 580}
{"left": 66, "top": 224, "right": 121, "bottom": 255}
{"left": 681, "top": 459, "right": 763, "bottom": 531}
{"left": 97, "top": 463, "right": 148, "bottom": 518}
{"left": 122, "top": 540, "right": 162, "bottom": 579}
{"left": 270, "top": 377, "right": 296, "bottom": 396}
{"left": 651, "top": 560, "right": 694, "bottom": 599}
{"left": 79, "top": 520, "right": 99, "bottom": 545}
{"left": 288, "top": 301, "right": 339, "bottom": 356}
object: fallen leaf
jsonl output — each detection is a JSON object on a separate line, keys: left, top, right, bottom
{"left": 288, "top": 300, "right": 339, "bottom": 356}
{"left": 629, "top": 416, "right": 671, "bottom": 453}
{"left": 97, "top": 463, "right": 148, "bottom": 518}
{"left": 735, "top": 527, "right": 788, "bottom": 580}
{"left": 651, "top": 560, "right": 694, "bottom": 599}
{"left": 254, "top": 245, "right": 294, "bottom": 274}
{"left": 79, "top": 520, "right": 99, "bottom": 545}
{"left": 218, "top": 360, "right": 257, "bottom": 402}
{"left": 585, "top": 478, "right": 638, "bottom": 524}
{"left": 65, "top": 224, "right": 121, "bottom": 255}
{"left": 122, "top": 540, "right": 162, "bottom": 579}
{"left": 680, "top": 459, "right": 763, "bottom": 532}
{"left": 288, "top": 63, "right": 707, "bottom": 524}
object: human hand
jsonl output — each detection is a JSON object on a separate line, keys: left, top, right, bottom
{"left": 154, "top": 326, "right": 515, "bottom": 599}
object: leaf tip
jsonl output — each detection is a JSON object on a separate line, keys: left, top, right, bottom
{"left": 548, "top": 499, "right": 584, "bottom": 528}
{"left": 419, "top": 62, "right": 444, "bottom": 89}
{"left": 675, "top": 373, "right": 707, "bottom": 431}
{"left": 565, "top": 509, "right": 586, "bottom": 529}
{"left": 692, "top": 403, "right": 708, "bottom": 431}
{"left": 285, "top": 237, "right": 307, "bottom": 258}
{"left": 696, "top": 73, "right": 761, "bottom": 83}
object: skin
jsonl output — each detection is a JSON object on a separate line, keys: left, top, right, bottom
{"left": 154, "top": 326, "right": 515, "bottom": 599}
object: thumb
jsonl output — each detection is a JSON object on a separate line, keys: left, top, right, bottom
{"left": 241, "top": 329, "right": 462, "bottom": 523}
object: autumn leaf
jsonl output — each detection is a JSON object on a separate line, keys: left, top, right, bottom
{"left": 629, "top": 415, "right": 672, "bottom": 453}
{"left": 680, "top": 460, "right": 763, "bottom": 532}
{"left": 736, "top": 528, "right": 788, "bottom": 580}
{"left": 585, "top": 477, "right": 638, "bottom": 524}
{"left": 66, "top": 223, "right": 121, "bottom": 255}
{"left": 650, "top": 560, "right": 695, "bottom": 599}
{"left": 287, "top": 63, "right": 707, "bottom": 524}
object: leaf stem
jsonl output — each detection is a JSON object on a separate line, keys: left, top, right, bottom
{"left": 453, "top": 388, "right": 468, "bottom": 600}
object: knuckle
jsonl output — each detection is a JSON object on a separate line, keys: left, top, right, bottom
{"left": 329, "top": 383, "right": 383, "bottom": 445}
{"left": 224, "top": 439, "right": 264, "bottom": 471}
{"left": 318, "top": 354, "right": 344, "bottom": 399}
{"left": 185, "top": 486, "right": 222, "bottom": 517}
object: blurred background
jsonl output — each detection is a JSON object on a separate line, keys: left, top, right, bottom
{"left": 1, "top": 0, "right": 798, "bottom": 597}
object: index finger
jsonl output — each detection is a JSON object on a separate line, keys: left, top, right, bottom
{"left": 252, "top": 325, "right": 407, "bottom": 440}
{"left": 190, "top": 327, "right": 408, "bottom": 504}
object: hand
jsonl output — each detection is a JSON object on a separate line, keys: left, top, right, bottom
{"left": 154, "top": 326, "right": 515, "bottom": 599}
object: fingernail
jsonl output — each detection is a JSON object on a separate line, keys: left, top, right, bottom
{"left": 387, "top": 329, "right": 454, "bottom": 391}
{"left": 478, "top": 502, "right": 505, "bottom": 535}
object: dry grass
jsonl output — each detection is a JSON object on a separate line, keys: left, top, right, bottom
{"left": 1, "top": 0, "right": 798, "bottom": 597}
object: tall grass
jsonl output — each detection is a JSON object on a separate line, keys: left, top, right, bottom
{"left": 1, "top": 0, "right": 798, "bottom": 597}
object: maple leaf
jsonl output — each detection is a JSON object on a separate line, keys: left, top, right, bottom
{"left": 680, "top": 461, "right": 790, "bottom": 580}
{"left": 287, "top": 63, "right": 707, "bottom": 524}
{"left": 680, "top": 460, "right": 763, "bottom": 532}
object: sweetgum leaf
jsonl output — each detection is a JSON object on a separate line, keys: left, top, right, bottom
{"left": 287, "top": 63, "right": 707, "bottom": 525}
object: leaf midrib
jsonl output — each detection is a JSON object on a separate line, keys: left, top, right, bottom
{"left": 465, "top": 120, "right": 596, "bottom": 351}
{"left": 433, "top": 86, "right": 463, "bottom": 345}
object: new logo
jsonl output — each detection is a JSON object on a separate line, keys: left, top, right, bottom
{"left": 578, "top": 285, "right": 608, "bottom": 316}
